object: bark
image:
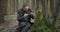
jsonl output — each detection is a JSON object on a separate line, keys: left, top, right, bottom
{"left": 0, "top": 0, "right": 7, "bottom": 23}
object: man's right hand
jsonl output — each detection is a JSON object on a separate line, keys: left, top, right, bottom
{"left": 24, "top": 14, "right": 28, "bottom": 17}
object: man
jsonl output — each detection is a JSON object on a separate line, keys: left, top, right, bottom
{"left": 17, "top": 4, "right": 34, "bottom": 32}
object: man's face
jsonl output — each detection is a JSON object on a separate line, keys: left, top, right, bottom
{"left": 24, "top": 6, "right": 29, "bottom": 11}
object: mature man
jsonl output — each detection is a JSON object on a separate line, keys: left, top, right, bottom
{"left": 17, "top": 4, "right": 34, "bottom": 32}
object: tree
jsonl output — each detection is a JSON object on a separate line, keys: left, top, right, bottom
{"left": 29, "top": 0, "right": 59, "bottom": 32}
{"left": 0, "top": 0, "right": 7, "bottom": 23}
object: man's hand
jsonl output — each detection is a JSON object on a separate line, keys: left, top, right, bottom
{"left": 30, "top": 18, "right": 34, "bottom": 23}
{"left": 24, "top": 14, "right": 28, "bottom": 17}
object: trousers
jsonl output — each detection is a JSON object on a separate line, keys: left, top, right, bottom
{"left": 16, "top": 22, "right": 31, "bottom": 32}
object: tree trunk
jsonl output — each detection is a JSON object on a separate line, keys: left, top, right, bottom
{"left": 0, "top": 0, "right": 7, "bottom": 23}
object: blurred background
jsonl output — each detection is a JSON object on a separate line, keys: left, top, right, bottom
{"left": 0, "top": 0, "right": 60, "bottom": 32}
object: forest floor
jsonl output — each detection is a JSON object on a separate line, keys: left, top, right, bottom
{"left": 0, "top": 20, "right": 18, "bottom": 32}
{"left": 0, "top": 15, "right": 18, "bottom": 32}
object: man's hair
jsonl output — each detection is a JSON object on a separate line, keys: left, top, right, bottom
{"left": 23, "top": 4, "right": 28, "bottom": 8}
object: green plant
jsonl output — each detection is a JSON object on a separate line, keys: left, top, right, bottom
{"left": 29, "top": 10, "right": 57, "bottom": 32}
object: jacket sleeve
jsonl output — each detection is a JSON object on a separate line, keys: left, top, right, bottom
{"left": 30, "top": 9, "right": 34, "bottom": 19}
{"left": 17, "top": 9, "right": 24, "bottom": 21}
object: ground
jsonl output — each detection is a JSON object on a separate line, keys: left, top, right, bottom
{"left": 0, "top": 15, "right": 18, "bottom": 32}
